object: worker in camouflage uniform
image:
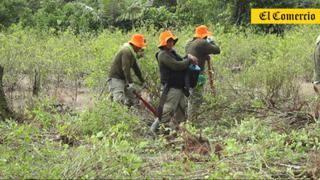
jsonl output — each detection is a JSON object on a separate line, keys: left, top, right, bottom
{"left": 185, "top": 25, "right": 221, "bottom": 121}
{"left": 151, "top": 30, "right": 198, "bottom": 132}
{"left": 313, "top": 35, "right": 320, "bottom": 119}
{"left": 108, "top": 34, "right": 146, "bottom": 106}
{"left": 314, "top": 34, "right": 320, "bottom": 87}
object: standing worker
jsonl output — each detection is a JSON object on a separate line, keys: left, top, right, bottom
{"left": 314, "top": 34, "right": 320, "bottom": 88}
{"left": 151, "top": 30, "right": 198, "bottom": 133}
{"left": 185, "top": 25, "right": 221, "bottom": 121}
{"left": 313, "top": 34, "right": 320, "bottom": 118}
{"left": 108, "top": 34, "right": 146, "bottom": 107}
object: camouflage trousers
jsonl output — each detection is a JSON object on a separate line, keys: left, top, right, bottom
{"left": 108, "top": 78, "right": 138, "bottom": 106}
{"left": 187, "top": 85, "right": 204, "bottom": 121}
{"left": 161, "top": 88, "right": 187, "bottom": 130}
{"left": 314, "top": 84, "right": 320, "bottom": 119}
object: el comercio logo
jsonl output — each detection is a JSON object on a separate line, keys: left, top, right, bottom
{"left": 251, "top": 9, "right": 320, "bottom": 24}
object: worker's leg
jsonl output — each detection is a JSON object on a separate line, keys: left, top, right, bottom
{"left": 108, "top": 78, "right": 126, "bottom": 104}
{"left": 161, "top": 88, "right": 183, "bottom": 128}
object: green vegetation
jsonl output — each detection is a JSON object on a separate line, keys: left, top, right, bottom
{"left": 0, "top": 24, "right": 319, "bottom": 178}
{"left": 1, "top": 0, "right": 320, "bottom": 179}
{"left": 1, "top": 0, "right": 320, "bottom": 32}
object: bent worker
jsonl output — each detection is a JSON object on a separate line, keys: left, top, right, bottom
{"left": 108, "top": 34, "right": 146, "bottom": 107}
{"left": 151, "top": 30, "right": 198, "bottom": 133}
{"left": 185, "top": 25, "right": 221, "bottom": 121}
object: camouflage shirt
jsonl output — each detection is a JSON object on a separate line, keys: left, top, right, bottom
{"left": 185, "top": 38, "right": 220, "bottom": 71}
{"left": 157, "top": 49, "right": 190, "bottom": 88}
{"left": 108, "top": 44, "right": 144, "bottom": 84}
{"left": 314, "top": 41, "right": 320, "bottom": 83}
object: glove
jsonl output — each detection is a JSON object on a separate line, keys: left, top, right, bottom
{"left": 206, "top": 36, "right": 216, "bottom": 44}
{"left": 206, "top": 37, "right": 213, "bottom": 44}
{"left": 189, "top": 64, "right": 201, "bottom": 71}
{"left": 187, "top": 54, "right": 198, "bottom": 65}
{"left": 127, "top": 83, "right": 136, "bottom": 92}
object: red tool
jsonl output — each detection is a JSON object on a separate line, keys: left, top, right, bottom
{"left": 133, "top": 91, "right": 158, "bottom": 117}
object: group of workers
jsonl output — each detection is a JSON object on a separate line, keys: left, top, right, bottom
{"left": 107, "top": 25, "right": 220, "bottom": 134}
{"left": 107, "top": 23, "right": 320, "bottom": 134}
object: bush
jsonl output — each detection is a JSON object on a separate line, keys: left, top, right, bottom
{"left": 77, "top": 100, "right": 140, "bottom": 136}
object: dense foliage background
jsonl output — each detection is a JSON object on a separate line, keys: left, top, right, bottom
{"left": 0, "top": 0, "right": 320, "bottom": 179}
{"left": 1, "top": 0, "right": 320, "bottom": 32}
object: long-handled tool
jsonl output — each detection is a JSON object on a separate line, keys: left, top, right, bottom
{"left": 132, "top": 84, "right": 170, "bottom": 133}
{"left": 132, "top": 90, "right": 161, "bottom": 133}
{"left": 150, "top": 84, "right": 170, "bottom": 132}
{"left": 207, "top": 58, "right": 216, "bottom": 95}
{"left": 132, "top": 91, "right": 157, "bottom": 117}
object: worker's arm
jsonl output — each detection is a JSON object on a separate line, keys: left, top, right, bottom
{"left": 158, "top": 51, "right": 190, "bottom": 71}
{"left": 121, "top": 51, "right": 134, "bottom": 84}
{"left": 132, "top": 61, "right": 145, "bottom": 83}
{"left": 199, "top": 39, "right": 221, "bottom": 55}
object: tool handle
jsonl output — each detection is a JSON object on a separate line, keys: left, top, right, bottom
{"left": 133, "top": 91, "right": 158, "bottom": 117}
{"left": 207, "top": 59, "right": 216, "bottom": 95}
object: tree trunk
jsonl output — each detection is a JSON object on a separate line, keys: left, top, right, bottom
{"left": 32, "top": 68, "right": 40, "bottom": 96}
{"left": 0, "top": 66, "right": 13, "bottom": 120}
{"left": 232, "top": 0, "right": 250, "bottom": 25}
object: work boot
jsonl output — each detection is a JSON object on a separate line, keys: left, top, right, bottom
{"left": 150, "top": 118, "right": 160, "bottom": 134}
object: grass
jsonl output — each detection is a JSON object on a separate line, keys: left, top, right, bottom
{"left": 0, "top": 25, "right": 320, "bottom": 178}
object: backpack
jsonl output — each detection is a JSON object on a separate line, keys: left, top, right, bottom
{"left": 186, "top": 64, "right": 201, "bottom": 89}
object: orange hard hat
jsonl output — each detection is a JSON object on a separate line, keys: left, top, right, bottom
{"left": 194, "top": 25, "right": 213, "bottom": 39}
{"left": 129, "top": 34, "right": 146, "bottom": 48}
{"left": 158, "top": 30, "right": 178, "bottom": 47}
